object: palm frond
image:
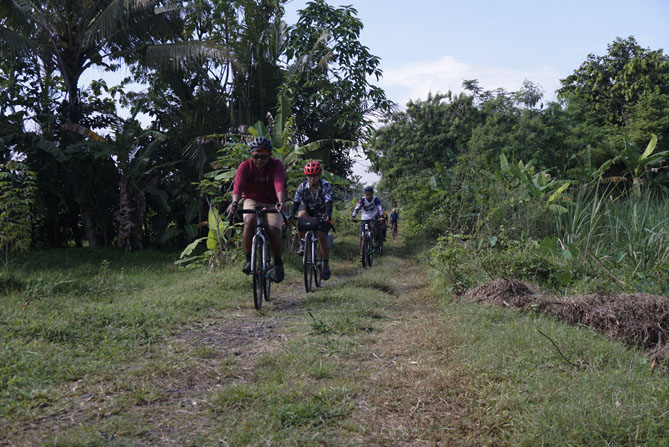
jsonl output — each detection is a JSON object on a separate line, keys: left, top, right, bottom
{"left": 0, "top": 27, "right": 38, "bottom": 56}
{"left": 144, "top": 41, "right": 232, "bottom": 70}
{"left": 82, "top": 0, "right": 157, "bottom": 49}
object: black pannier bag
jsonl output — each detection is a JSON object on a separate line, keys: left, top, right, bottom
{"left": 297, "top": 217, "right": 319, "bottom": 231}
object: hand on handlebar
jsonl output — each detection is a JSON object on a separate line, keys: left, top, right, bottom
{"left": 226, "top": 201, "right": 238, "bottom": 218}
{"left": 349, "top": 217, "right": 356, "bottom": 222}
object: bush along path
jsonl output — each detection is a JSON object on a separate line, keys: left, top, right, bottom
{"left": 2, "top": 237, "right": 669, "bottom": 446}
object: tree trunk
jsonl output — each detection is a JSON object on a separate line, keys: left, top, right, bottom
{"left": 80, "top": 203, "right": 99, "bottom": 248}
{"left": 117, "top": 173, "right": 134, "bottom": 251}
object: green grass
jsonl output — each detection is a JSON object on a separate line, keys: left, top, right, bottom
{"left": 437, "top": 298, "right": 669, "bottom": 446}
{"left": 0, "top": 248, "right": 251, "bottom": 419}
{"left": 3, "top": 237, "right": 668, "bottom": 445}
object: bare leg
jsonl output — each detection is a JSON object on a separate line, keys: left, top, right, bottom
{"left": 317, "top": 231, "right": 329, "bottom": 261}
{"left": 242, "top": 214, "right": 256, "bottom": 253}
{"left": 267, "top": 225, "right": 283, "bottom": 258}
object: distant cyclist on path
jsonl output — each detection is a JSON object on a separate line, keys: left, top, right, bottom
{"left": 390, "top": 208, "right": 399, "bottom": 236}
{"left": 287, "top": 161, "right": 334, "bottom": 280}
{"left": 350, "top": 186, "right": 384, "bottom": 260}
{"left": 226, "top": 137, "right": 287, "bottom": 282}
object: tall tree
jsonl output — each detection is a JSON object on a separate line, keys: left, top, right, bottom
{"left": 558, "top": 36, "right": 669, "bottom": 127}
{"left": 283, "top": 0, "right": 393, "bottom": 177}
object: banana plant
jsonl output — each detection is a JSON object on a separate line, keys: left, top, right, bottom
{"left": 500, "top": 153, "right": 572, "bottom": 213}
{"left": 613, "top": 134, "right": 668, "bottom": 196}
{"left": 62, "top": 102, "right": 169, "bottom": 251}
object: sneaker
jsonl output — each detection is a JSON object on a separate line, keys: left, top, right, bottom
{"left": 322, "top": 264, "right": 331, "bottom": 280}
{"left": 242, "top": 261, "right": 252, "bottom": 274}
{"left": 273, "top": 262, "right": 284, "bottom": 283}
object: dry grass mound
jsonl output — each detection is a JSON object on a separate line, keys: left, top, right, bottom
{"left": 464, "top": 277, "right": 538, "bottom": 308}
{"left": 462, "top": 278, "right": 669, "bottom": 361}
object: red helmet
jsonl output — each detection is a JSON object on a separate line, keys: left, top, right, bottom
{"left": 304, "top": 160, "right": 322, "bottom": 176}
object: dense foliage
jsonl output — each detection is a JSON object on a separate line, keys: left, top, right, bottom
{"left": 371, "top": 36, "right": 669, "bottom": 294}
{"left": 1, "top": 0, "right": 390, "bottom": 251}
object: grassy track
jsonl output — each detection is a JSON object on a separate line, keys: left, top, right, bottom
{"left": 1, "top": 234, "right": 668, "bottom": 446}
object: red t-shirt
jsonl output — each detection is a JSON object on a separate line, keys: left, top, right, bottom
{"left": 232, "top": 158, "right": 285, "bottom": 203}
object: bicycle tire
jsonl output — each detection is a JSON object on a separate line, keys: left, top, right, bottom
{"left": 263, "top": 243, "right": 272, "bottom": 302}
{"left": 303, "top": 234, "right": 313, "bottom": 292}
{"left": 314, "top": 236, "right": 322, "bottom": 288}
{"left": 361, "top": 233, "right": 368, "bottom": 268}
{"left": 392, "top": 224, "right": 398, "bottom": 239}
{"left": 252, "top": 236, "right": 264, "bottom": 309}
{"left": 367, "top": 232, "right": 374, "bottom": 267}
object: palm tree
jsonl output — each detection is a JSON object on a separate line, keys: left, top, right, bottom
{"left": 1, "top": 0, "right": 227, "bottom": 247}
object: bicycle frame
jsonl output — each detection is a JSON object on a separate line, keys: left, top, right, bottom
{"left": 297, "top": 215, "right": 328, "bottom": 292}
{"left": 234, "top": 206, "right": 287, "bottom": 309}
{"left": 352, "top": 220, "right": 374, "bottom": 268}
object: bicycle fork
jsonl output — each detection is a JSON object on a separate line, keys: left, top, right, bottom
{"left": 251, "top": 233, "right": 272, "bottom": 276}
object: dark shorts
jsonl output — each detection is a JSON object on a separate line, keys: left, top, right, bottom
{"left": 359, "top": 219, "right": 378, "bottom": 234}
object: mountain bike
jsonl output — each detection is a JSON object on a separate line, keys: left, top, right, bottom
{"left": 391, "top": 221, "right": 398, "bottom": 239}
{"left": 352, "top": 220, "right": 374, "bottom": 268}
{"left": 376, "top": 222, "right": 385, "bottom": 256}
{"left": 297, "top": 216, "right": 324, "bottom": 292}
{"left": 231, "top": 206, "right": 287, "bottom": 310}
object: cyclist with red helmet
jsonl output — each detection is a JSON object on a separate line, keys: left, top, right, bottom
{"left": 226, "top": 137, "right": 287, "bottom": 282}
{"left": 288, "top": 160, "right": 334, "bottom": 280}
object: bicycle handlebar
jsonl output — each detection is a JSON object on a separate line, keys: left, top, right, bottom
{"left": 228, "top": 206, "right": 289, "bottom": 225}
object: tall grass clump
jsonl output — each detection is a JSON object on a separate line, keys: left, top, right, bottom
{"left": 604, "top": 190, "right": 669, "bottom": 278}
{"left": 554, "top": 185, "right": 669, "bottom": 292}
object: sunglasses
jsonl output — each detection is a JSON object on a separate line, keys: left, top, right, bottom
{"left": 252, "top": 153, "right": 269, "bottom": 160}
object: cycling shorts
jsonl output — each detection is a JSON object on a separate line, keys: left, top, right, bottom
{"left": 243, "top": 199, "right": 282, "bottom": 229}
{"left": 359, "top": 219, "right": 378, "bottom": 233}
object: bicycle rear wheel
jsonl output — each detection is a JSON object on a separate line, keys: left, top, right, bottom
{"left": 303, "top": 234, "right": 313, "bottom": 292}
{"left": 252, "top": 237, "right": 264, "bottom": 309}
{"left": 314, "top": 237, "right": 322, "bottom": 288}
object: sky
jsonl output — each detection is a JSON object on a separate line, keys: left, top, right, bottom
{"left": 280, "top": 0, "right": 669, "bottom": 182}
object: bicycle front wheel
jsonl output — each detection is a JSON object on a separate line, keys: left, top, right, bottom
{"left": 263, "top": 243, "right": 272, "bottom": 302}
{"left": 313, "top": 237, "right": 322, "bottom": 288}
{"left": 366, "top": 233, "right": 374, "bottom": 267}
{"left": 360, "top": 234, "right": 368, "bottom": 268}
{"left": 252, "top": 237, "right": 264, "bottom": 309}
{"left": 303, "top": 235, "right": 313, "bottom": 292}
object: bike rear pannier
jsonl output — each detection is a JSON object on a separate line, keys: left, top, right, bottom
{"left": 297, "top": 217, "right": 319, "bottom": 231}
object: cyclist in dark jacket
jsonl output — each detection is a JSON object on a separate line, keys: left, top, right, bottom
{"left": 288, "top": 161, "right": 334, "bottom": 280}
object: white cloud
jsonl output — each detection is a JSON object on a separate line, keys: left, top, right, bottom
{"left": 378, "top": 56, "right": 563, "bottom": 107}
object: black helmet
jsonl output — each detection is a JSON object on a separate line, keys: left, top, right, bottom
{"left": 248, "top": 136, "right": 272, "bottom": 151}
{"left": 364, "top": 186, "right": 373, "bottom": 193}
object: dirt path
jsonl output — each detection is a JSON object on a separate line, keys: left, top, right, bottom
{"left": 6, "top": 241, "right": 473, "bottom": 446}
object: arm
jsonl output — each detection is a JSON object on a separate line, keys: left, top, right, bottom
{"left": 351, "top": 199, "right": 362, "bottom": 218}
{"left": 322, "top": 181, "right": 334, "bottom": 218}
{"left": 288, "top": 182, "right": 304, "bottom": 217}
{"left": 273, "top": 160, "right": 287, "bottom": 209}
{"left": 226, "top": 163, "right": 246, "bottom": 214}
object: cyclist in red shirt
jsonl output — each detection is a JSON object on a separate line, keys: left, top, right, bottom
{"left": 226, "top": 137, "right": 287, "bottom": 282}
